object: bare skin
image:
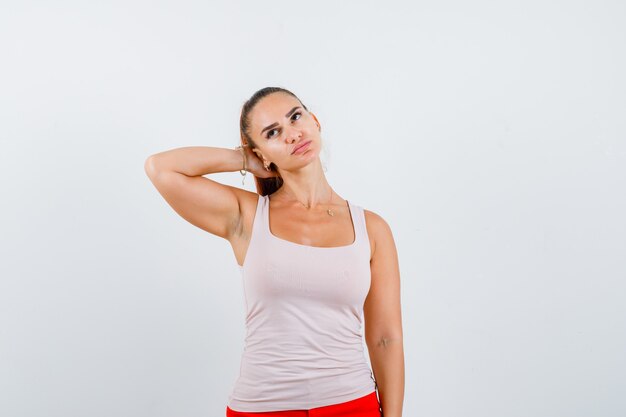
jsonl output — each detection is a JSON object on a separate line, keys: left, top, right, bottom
{"left": 230, "top": 191, "right": 362, "bottom": 266}
{"left": 144, "top": 91, "right": 404, "bottom": 417}
{"left": 229, "top": 91, "right": 372, "bottom": 265}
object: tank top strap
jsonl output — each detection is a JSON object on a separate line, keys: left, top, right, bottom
{"left": 258, "top": 194, "right": 270, "bottom": 237}
{"left": 347, "top": 201, "right": 369, "bottom": 250}
{"left": 261, "top": 194, "right": 271, "bottom": 238}
{"left": 249, "top": 193, "right": 269, "bottom": 246}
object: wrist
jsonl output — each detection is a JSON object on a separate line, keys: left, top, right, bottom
{"left": 234, "top": 145, "right": 248, "bottom": 185}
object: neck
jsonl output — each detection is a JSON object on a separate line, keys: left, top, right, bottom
{"left": 273, "top": 158, "right": 333, "bottom": 209}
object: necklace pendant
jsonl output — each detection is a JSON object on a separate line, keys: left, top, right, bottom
{"left": 327, "top": 209, "right": 334, "bottom": 216}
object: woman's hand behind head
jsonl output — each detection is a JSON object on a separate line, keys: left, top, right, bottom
{"left": 244, "top": 145, "right": 280, "bottom": 179}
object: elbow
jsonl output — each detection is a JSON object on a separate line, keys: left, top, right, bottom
{"left": 144, "top": 156, "right": 160, "bottom": 178}
{"left": 366, "top": 334, "right": 403, "bottom": 349}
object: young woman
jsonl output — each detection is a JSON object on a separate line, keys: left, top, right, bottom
{"left": 144, "top": 87, "right": 404, "bottom": 417}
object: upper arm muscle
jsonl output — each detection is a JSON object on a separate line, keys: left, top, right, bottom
{"left": 363, "top": 210, "right": 403, "bottom": 344}
{"left": 145, "top": 162, "right": 249, "bottom": 240}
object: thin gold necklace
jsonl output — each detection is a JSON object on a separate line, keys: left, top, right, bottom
{"left": 282, "top": 186, "right": 335, "bottom": 216}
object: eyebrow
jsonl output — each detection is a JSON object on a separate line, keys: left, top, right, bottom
{"left": 260, "top": 106, "right": 301, "bottom": 136}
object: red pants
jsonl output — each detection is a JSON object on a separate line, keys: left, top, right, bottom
{"left": 226, "top": 390, "right": 382, "bottom": 416}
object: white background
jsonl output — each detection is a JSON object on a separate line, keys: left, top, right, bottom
{"left": 1, "top": 1, "right": 624, "bottom": 416}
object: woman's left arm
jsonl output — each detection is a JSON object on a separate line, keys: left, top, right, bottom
{"left": 363, "top": 210, "right": 405, "bottom": 417}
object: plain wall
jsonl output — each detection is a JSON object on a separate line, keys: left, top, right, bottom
{"left": 0, "top": 0, "right": 624, "bottom": 416}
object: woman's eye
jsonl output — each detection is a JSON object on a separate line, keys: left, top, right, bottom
{"left": 266, "top": 112, "right": 302, "bottom": 139}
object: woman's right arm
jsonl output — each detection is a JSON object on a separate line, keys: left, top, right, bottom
{"left": 144, "top": 146, "right": 252, "bottom": 241}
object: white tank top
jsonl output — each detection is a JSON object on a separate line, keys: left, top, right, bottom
{"left": 227, "top": 193, "right": 377, "bottom": 412}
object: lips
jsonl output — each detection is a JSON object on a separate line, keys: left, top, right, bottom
{"left": 292, "top": 140, "right": 311, "bottom": 155}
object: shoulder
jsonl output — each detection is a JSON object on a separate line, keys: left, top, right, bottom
{"left": 363, "top": 208, "right": 396, "bottom": 259}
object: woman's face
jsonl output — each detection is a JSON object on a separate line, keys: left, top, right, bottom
{"left": 248, "top": 92, "right": 321, "bottom": 172}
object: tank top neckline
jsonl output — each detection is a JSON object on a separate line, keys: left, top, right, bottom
{"left": 264, "top": 194, "right": 358, "bottom": 250}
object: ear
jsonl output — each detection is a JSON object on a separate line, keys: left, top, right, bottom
{"left": 252, "top": 148, "right": 271, "bottom": 167}
{"left": 310, "top": 112, "right": 321, "bottom": 130}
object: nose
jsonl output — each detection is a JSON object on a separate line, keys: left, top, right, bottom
{"left": 285, "top": 125, "right": 302, "bottom": 143}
